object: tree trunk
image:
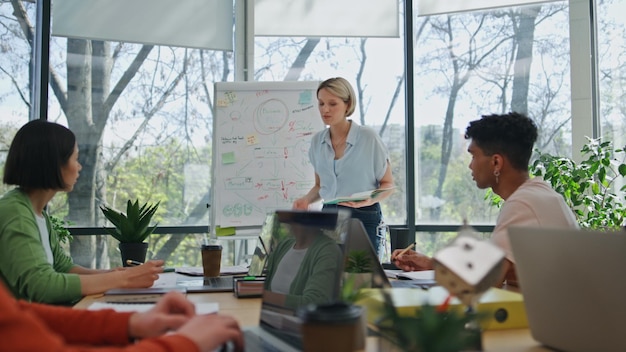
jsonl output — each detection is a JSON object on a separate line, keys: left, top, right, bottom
{"left": 284, "top": 38, "right": 320, "bottom": 81}
{"left": 511, "top": 6, "right": 541, "bottom": 115}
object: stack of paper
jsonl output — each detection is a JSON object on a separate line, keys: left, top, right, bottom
{"left": 88, "top": 301, "right": 219, "bottom": 314}
{"left": 323, "top": 187, "right": 395, "bottom": 205}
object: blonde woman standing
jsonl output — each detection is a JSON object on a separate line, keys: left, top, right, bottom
{"left": 293, "top": 77, "right": 394, "bottom": 254}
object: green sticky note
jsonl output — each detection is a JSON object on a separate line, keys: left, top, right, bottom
{"left": 215, "top": 226, "right": 236, "bottom": 237}
{"left": 299, "top": 91, "right": 312, "bottom": 105}
{"left": 222, "top": 151, "right": 236, "bottom": 164}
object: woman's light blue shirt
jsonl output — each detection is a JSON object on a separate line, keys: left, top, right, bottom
{"left": 309, "top": 121, "right": 389, "bottom": 201}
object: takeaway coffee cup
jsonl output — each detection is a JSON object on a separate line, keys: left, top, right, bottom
{"left": 297, "top": 302, "right": 364, "bottom": 352}
{"left": 201, "top": 244, "right": 222, "bottom": 277}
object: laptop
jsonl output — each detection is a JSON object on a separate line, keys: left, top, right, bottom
{"left": 342, "top": 218, "right": 436, "bottom": 290}
{"left": 508, "top": 226, "right": 626, "bottom": 352}
{"left": 241, "top": 208, "right": 350, "bottom": 352}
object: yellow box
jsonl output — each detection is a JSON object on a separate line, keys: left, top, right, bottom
{"left": 356, "top": 286, "right": 527, "bottom": 330}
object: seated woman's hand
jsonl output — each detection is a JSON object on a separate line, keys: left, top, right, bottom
{"left": 128, "top": 291, "right": 195, "bottom": 338}
{"left": 177, "top": 314, "right": 244, "bottom": 352}
{"left": 122, "top": 259, "right": 164, "bottom": 287}
{"left": 390, "top": 249, "right": 433, "bottom": 271}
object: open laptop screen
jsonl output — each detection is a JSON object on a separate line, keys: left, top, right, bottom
{"left": 256, "top": 209, "right": 349, "bottom": 338}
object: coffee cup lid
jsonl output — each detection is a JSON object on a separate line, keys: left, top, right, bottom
{"left": 296, "top": 302, "right": 362, "bottom": 324}
{"left": 201, "top": 244, "right": 222, "bottom": 250}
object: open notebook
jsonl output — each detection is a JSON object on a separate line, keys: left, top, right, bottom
{"left": 241, "top": 208, "right": 350, "bottom": 352}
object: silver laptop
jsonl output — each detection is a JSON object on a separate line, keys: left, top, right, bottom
{"left": 242, "top": 208, "right": 350, "bottom": 352}
{"left": 508, "top": 226, "right": 626, "bottom": 352}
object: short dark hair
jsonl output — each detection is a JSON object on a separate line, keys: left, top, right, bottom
{"left": 464, "top": 112, "right": 538, "bottom": 171}
{"left": 3, "top": 119, "right": 76, "bottom": 190}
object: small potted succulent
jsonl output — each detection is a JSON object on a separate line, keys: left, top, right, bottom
{"left": 100, "top": 199, "right": 160, "bottom": 266}
{"left": 344, "top": 249, "right": 374, "bottom": 290}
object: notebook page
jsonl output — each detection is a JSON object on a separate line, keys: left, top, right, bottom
{"left": 88, "top": 301, "right": 219, "bottom": 314}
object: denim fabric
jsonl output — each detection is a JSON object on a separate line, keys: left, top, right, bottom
{"left": 323, "top": 203, "right": 383, "bottom": 255}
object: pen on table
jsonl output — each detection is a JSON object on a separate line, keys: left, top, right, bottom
{"left": 397, "top": 243, "right": 415, "bottom": 257}
{"left": 126, "top": 259, "right": 175, "bottom": 272}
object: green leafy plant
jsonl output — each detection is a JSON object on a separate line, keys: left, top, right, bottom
{"left": 49, "top": 215, "right": 73, "bottom": 244}
{"left": 100, "top": 200, "right": 160, "bottom": 243}
{"left": 375, "top": 291, "right": 482, "bottom": 352}
{"left": 342, "top": 250, "right": 375, "bottom": 302}
{"left": 344, "top": 250, "right": 373, "bottom": 273}
{"left": 341, "top": 273, "right": 375, "bottom": 303}
{"left": 531, "top": 138, "right": 626, "bottom": 230}
{"left": 486, "top": 138, "right": 626, "bottom": 230}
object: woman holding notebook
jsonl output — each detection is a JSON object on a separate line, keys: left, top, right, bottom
{"left": 293, "top": 77, "right": 394, "bottom": 254}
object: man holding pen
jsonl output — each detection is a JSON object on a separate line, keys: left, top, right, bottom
{"left": 392, "top": 113, "right": 578, "bottom": 287}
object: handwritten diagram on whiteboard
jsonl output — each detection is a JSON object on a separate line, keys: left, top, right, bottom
{"left": 212, "top": 81, "right": 322, "bottom": 228}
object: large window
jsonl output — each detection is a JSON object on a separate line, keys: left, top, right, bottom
{"left": 0, "top": 2, "right": 31, "bottom": 195}
{"left": 253, "top": 35, "right": 407, "bottom": 225}
{"left": 598, "top": 0, "right": 626, "bottom": 145}
{"left": 412, "top": 1, "right": 572, "bottom": 254}
{"left": 413, "top": 1, "right": 571, "bottom": 225}
{"left": 0, "top": 0, "right": 621, "bottom": 265}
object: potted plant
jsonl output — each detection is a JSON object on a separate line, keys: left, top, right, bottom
{"left": 531, "top": 138, "right": 626, "bottom": 230}
{"left": 100, "top": 199, "right": 160, "bottom": 266}
{"left": 375, "top": 291, "right": 480, "bottom": 352}
{"left": 344, "top": 249, "right": 374, "bottom": 291}
{"left": 487, "top": 138, "right": 626, "bottom": 230}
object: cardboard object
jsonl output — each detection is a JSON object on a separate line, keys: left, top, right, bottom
{"left": 433, "top": 230, "right": 505, "bottom": 306}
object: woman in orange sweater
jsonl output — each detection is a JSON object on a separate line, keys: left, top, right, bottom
{"left": 0, "top": 282, "right": 244, "bottom": 352}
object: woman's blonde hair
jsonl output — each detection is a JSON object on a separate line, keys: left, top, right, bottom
{"left": 317, "top": 77, "right": 356, "bottom": 117}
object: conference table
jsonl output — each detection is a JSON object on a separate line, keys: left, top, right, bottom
{"left": 76, "top": 289, "right": 551, "bottom": 351}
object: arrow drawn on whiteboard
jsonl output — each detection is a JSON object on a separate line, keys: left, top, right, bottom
{"left": 236, "top": 160, "right": 254, "bottom": 176}
{"left": 287, "top": 160, "right": 305, "bottom": 179}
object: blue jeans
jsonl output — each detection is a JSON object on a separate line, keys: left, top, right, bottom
{"left": 323, "top": 203, "right": 383, "bottom": 256}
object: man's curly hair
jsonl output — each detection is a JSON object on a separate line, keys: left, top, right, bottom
{"left": 464, "top": 112, "right": 538, "bottom": 171}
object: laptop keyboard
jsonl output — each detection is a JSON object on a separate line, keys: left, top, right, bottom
{"left": 177, "top": 277, "right": 233, "bottom": 289}
{"left": 243, "top": 326, "right": 303, "bottom": 352}
{"left": 204, "top": 277, "right": 233, "bottom": 288}
{"left": 243, "top": 330, "right": 284, "bottom": 352}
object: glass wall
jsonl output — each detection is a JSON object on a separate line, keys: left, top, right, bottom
{"left": 0, "top": 0, "right": 622, "bottom": 265}
{"left": 0, "top": 2, "right": 31, "bottom": 195}
{"left": 412, "top": 1, "right": 572, "bottom": 253}
{"left": 598, "top": 0, "right": 626, "bottom": 147}
{"left": 1, "top": 1, "right": 235, "bottom": 268}
{"left": 253, "top": 34, "right": 407, "bottom": 225}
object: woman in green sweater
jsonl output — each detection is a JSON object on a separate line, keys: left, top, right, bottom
{"left": 262, "top": 222, "right": 343, "bottom": 309}
{"left": 0, "top": 120, "right": 163, "bottom": 305}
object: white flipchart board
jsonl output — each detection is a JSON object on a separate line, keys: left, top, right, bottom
{"left": 212, "top": 81, "right": 322, "bottom": 229}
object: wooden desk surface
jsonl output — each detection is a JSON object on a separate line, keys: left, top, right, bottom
{"left": 76, "top": 290, "right": 550, "bottom": 351}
